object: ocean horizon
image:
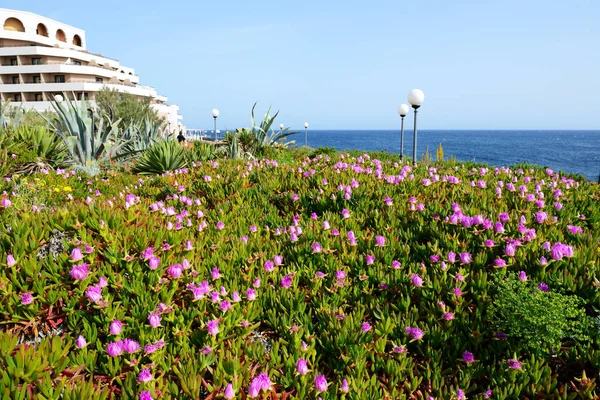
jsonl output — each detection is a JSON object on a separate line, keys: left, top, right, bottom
{"left": 295, "top": 129, "right": 599, "bottom": 181}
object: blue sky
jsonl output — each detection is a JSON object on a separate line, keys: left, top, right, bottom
{"left": 6, "top": 0, "right": 599, "bottom": 129}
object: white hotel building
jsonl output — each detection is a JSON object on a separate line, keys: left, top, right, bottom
{"left": 0, "top": 9, "right": 183, "bottom": 130}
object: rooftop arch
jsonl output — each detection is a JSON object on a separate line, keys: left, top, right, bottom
{"left": 37, "top": 23, "right": 49, "bottom": 37}
{"left": 73, "top": 34, "right": 82, "bottom": 46}
{"left": 56, "top": 29, "right": 66, "bottom": 42}
{"left": 4, "top": 17, "right": 25, "bottom": 32}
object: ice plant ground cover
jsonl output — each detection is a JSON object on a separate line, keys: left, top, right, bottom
{"left": 0, "top": 152, "right": 599, "bottom": 399}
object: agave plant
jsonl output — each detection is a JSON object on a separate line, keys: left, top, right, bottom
{"left": 10, "top": 126, "right": 68, "bottom": 173}
{"left": 120, "top": 118, "right": 165, "bottom": 156}
{"left": 131, "top": 139, "right": 189, "bottom": 175}
{"left": 0, "top": 101, "right": 25, "bottom": 130}
{"left": 39, "top": 94, "right": 135, "bottom": 170}
{"left": 249, "top": 103, "right": 298, "bottom": 151}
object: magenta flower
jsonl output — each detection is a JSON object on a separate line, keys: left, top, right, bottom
{"left": 224, "top": 383, "right": 235, "bottom": 399}
{"left": 361, "top": 322, "right": 372, "bottom": 332}
{"left": 71, "top": 247, "right": 83, "bottom": 262}
{"left": 148, "top": 312, "right": 161, "bottom": 328}
{"left": 69, "top": 263, "right": 89, "bottom": 281}
{"left": 452, "top": 287, "right": 463, "bottom": 296}
{"left": 493, "top": 258, "right": 507, "bottom": 267}
{"left": 273, "top": 255, "right": 283, "bottom": 265}
{"left": 253, "top": 278, "right": 261, "bottom": 288}
{"left": 206, "top": 319, "right": 219, "bottom": 335}
{"left": 75, "top": 335, "right": 87, "bottom": 349}
{"left": 507, "top": 359, "right": 522, "bottom": 369}
{"left": 447, "top": 251, "right": 456, "bottom": 263}
{"left": 248, "top": 373, "right": 272, "bottom": 398}
{"left": 185, "top": 240, "right": 194, "bottom": 251}
{"left": 211, "top": 268, "right": 221, "bottom": 280}
{"left": 1, "top": 198, "right": 11, "bottom": 208}
{"left": 484, "top": 389, "right": 493, "bottom": 398}
{"left": 457, "top": 389, "right": 466, "bottom": 400}
{"left": 85, "top": 285, "right": 102, "bottom": 303}
{"left": 366, "top": 254, "right": 375, "bottom": 265}
{"left": 518, "top": 270, "right": 527, "bottom": 282}
{"left": 139, "top": 391, "right": 153, "bottom": 400}
{"left": 216, "top": 221, "right": 225, "bottom": 230}
{"left": 264, "top": 260, "right": 275, "bottom": 272}
{"left": 505, "top": 243, "right": 516, "bottom": 257}
{"left": 246, "top": 288, "right": 257, "bottom": 301}
{"left": 405, "top": 327, "right": 424, "bottom": 340}
{"left": 341, "top": 209, "right": 351, "bottom": 219}
{"left": 312, "top": 242, "right": 323, "bottom": 253}
{"left": 375, "top": 235, "right": 385, "bottom": 246}
{"left": 107, "top": 341, "right": 124, "bottom": 357}
{"left": 148, "top": 256, "right": 160, "bottom": 270}
{"left": 297, "top": 358, "right": 309, "bottom": 375}
{"left": 484, "top": 239, "right": 495, "bottom": 247}
{"left": 123, "top": 339, "right": 140, "bottom": 353}
{"left": 98, "top": 276, "right": 108, "bottom": 287}
{"left": 138, "top": 368, "right": 152, "bottom": 383}
{"left": 322, "top": 220, "right": 331, "bottom": 230}
{"left": 392, "top": 260, "right": 401, "bottom": 269}
{"left": 144, "top": 344, "right": 157, "bottom": 354}
{"left": 442, "top": 312, "right": 454, "bottom": 321}
{"left": 539, "top": 256, "right": 548, "bottom": 266}
{"left": 459, "top": 252, "right": 471, "bottom": 264}
{"left": 6, "top": 254, "right": 16, "bottom": 267}
{"left": 110, "top": 319, "right": 123, "bottom": 335}
{"left": 462, "top": 350, "right": 475, "bottom": 364}
{"left": 281, "top": 274, "right": 294, "bottom": 288}
{"left": 411, "top": 274, "right": 423, "bottom": 287}
{"left": 168, "top": 264, "right": 183, "bottom": 278}
{"left": 220, "top": 300, "right": 231, "bottom": 312}
{"left": 538, "top": 282, "right": 549, "bottom": 292}
{"left": 341, "top": 379, "right": 350, "bottom": 392}
{"left": 315, "top": 375, "right": 328, "bottom": 392}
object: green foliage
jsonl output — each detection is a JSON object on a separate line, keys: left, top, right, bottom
{"left": 40, "top": 94, "right": 136, "bottom": 171}
{"left": 491, "top": 273, "right": 591, "bottom": 356}
{"left": 186, "top": 140, "right": 219, "bottom": 162}
{"left": 131, "top": 139, "right": 189, "bottom": 175}
{"left": 95, "top": 87, "right": 164, "bottom": 127}
{"left": 12, "top": 126, "right": 68, "bottom": 169}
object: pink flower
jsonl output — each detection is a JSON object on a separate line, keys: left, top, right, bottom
{"left": 507, "top": 359, "right": 522, "bottom": 369}
{"left": 76, "top": 335, "right": 87, "bottom": 349}
{"left": 457, "top": 389, "right": 466, "bottom": 400}
{"left": 168, "top": 264, "right": 183, "bottom": 278}
{"left": 206, "top": 319, "right": 219, "bottom": 335}
{"left": 246, "top": 288, "right": 257, "bottom": 300}
{"left": 493, "top": 258, "right": 507, "bottom": 267}
{"left": 405, "top": 327, "right": 424, "bottom": 340}
{"left": 442, "top": 312, "right": 454, "bottom": 321}
{"left": 341, "top": 209, "right": 351, "bottom": 219}
{"left": 148, "top": 256, "right": 160, "bottom": 270}
{"left": 518, "top": 270, "right": 527, "bottom": 282}
{"left": 220, "top": 300, "right": 231, "bottom": 312}
{"left": 312, "top": 242, "right": 323, "bottom": 253}
{"left": 361, "top": 322, "right": 372, "bottom": 332}
{"left": 71, "top": 247, "right": 83, "bottom": 262}
{"left": 452, "top": 287, "right": 463, "bottom": 296}
{"left": 411, "top": 274, "right": 423, "bottom": 287}
{"left": 322, "top": 220, "right": 331, "bottom": 230}
{"left": 6, "top": 254, "right": 16, "bottom": 267}
{"left": 211, "top": 268, "right": 221, "bottom": 280}
{"left": 505, "top": 243, "right": 516, "bottom": 257}
{"left": 366, "top": 254, "right": 375, "bottom": 265}
{"left": 122, "top": 338, "right": 140, "bottom": 353}
{"left": 462, "top": 350, "right": 475, "bottom": 363}
{"left": 297, "top": 358, "right": 309, "bottom": 375}
{"left": 106, "top": 341, "right": 124, "bottom": 357}
{"left": 224, "top": 383, "right": 235, "bottom": 399}
{"left": 70, "top": 263, "right": 89, "bottom": 280}
{"left": 216, "top": 221, "right": 225, "bottom": 230}
{"left": 273, "top": 255, "right": 283, "bottom": 265}
{"left": 185, "top": 240, "right": 194, "bottom": 251}
{"left": 281, "top": 274, "right": 293, "bottom": 288}
{"left": 264, "top": 260, "right": 275, "bottom": 272}
{"left": 375, "top": 235, "right": 385, "bottom": 246}
{"left": 110, "top": 319, "right": 123, "bottom": 335}
{"left": 85, "top": 285, "right": 102, "bottom": 303}
{"left": 315, "top": 375, "right": 328, "bottom": 392}
{"left": 138, "top": 368, "right": 153, "bottom": 383}
{"left": 140, "top": 391, "right": 153, "bottom": 400}
{"left": 148, "top": 312, "right": 161, "bottom": 328}
{"left": 459, "top": 252, "right": 471, "bottom": 264}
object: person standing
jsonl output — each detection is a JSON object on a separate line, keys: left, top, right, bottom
{"left": 177, "top": 130, "right": 186, "bottom": 143}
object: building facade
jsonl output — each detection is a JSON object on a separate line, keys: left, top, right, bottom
{"left": 0, "top": 8, "right": 182, "bottom": 131}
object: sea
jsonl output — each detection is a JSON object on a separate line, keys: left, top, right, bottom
{"left": 300, "top": 130, "right": 600, "bottom": 181}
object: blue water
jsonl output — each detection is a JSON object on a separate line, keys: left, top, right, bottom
{"left": 301, "top": 130, "right": 600, "bottom": 181}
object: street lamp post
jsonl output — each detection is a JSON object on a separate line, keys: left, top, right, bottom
{"left": 397, "top": 104, "right": 409, "bottom": 162}
{"left": 304, "top": 122, "right": 309, "bottom": 147}
{"left": 211, "top": 108, "right": 219, "bottom": 140}
{"left": 407, "top": 89, "right": 425, "bottom": 165}
{"left": 279, "top": 123, "right": 284, "bottom": 131}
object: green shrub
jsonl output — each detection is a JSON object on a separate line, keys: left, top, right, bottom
{"left": 131, "top": 139, "right": 189, "bottom": 175}
{"left": 491, "top": 273, "right": 591, "bottom": 356}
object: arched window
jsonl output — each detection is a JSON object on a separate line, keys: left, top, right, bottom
{"left": 73, "top": 34, "right": 82, "bottom": 46}
{"left": 3, "top": 18, "right": 25, "bottom": 32}
{"left": 56, "top": 29, "right": 66, "bottom": 42}
{"left": 36, "top": 23, "right": 49, "bottom": 37}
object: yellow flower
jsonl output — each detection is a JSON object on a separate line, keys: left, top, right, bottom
{"left": 54, "top": 187, "right": 61, "bottom": 192}
{"left": 63, "top": 186, "right": 72, "bottom": 192}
